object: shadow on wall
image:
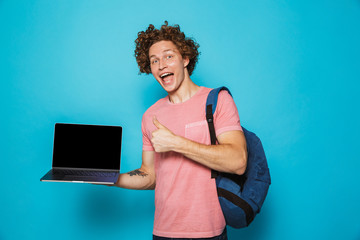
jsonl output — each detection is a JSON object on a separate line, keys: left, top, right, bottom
{"left": 229, "top": 193, "right": 275, "bottom": 239}
{"left": 78, "top": 188, "right": 122, "bottom": 226}
{"left": 76, "top": 186, "right": 154, "bottom": 232}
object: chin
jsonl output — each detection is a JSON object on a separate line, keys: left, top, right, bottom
{"left": 161, "top": 82, "right": 176, "bottom": 92}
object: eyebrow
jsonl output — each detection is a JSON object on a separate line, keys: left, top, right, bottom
{"left": 149, "top": 49, "right": 175, "bottom": 59}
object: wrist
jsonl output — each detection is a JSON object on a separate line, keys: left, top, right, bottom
{"left": 172, "top": 135, "right": 186, "bottom": 152}
{"left": 173, "top": 135, "right": 196, "bottom": 155}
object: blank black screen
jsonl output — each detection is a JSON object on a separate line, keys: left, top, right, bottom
{"left": 52, "top": 123, "right": 122, "bottom": 170}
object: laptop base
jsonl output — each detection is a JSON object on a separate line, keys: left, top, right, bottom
{"left": 40, "top": 169, "right": 119, "bottom": 184}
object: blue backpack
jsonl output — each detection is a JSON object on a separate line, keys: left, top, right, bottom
{"left": 206, "top": 86, "right": 271, "bottom": 229}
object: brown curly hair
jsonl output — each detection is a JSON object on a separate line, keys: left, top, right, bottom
{"left": 134, "top": 21, "right": 200, "bottom": 76}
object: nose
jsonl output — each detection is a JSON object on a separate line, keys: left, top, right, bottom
{"left": 158, "top": 59, "right": 167, "bottom": 70}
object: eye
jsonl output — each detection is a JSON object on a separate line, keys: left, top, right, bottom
{"left": 166, "top": 55, "right": 173, "bottom": 59}
{"left": 151, "top": 59, "right": 158, "bottom": 64}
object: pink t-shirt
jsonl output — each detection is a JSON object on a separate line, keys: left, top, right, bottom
{"left": 142, "top": 87, "right": 242, "bottom": 238}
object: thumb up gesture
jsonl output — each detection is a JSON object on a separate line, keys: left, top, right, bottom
{"left": 151, "top": 116, "right": 177, "bottom": 153}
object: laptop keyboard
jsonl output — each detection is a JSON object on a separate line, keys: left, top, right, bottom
{"left": 53, "top": 169, "right": 117, "bottom": 177}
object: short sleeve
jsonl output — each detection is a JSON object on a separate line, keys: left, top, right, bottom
{"left": 142, "top": 114, "right": 155, "bottom": 151}
{"left": 214, "top": 90, "right": 242, "bottom": 137}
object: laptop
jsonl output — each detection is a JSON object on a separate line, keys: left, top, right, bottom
{"left": 40, "top": 123, "right": 122, "bottom": 184}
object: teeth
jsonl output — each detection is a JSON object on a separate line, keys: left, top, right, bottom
{"left": 160, "top": 73, "right": 172, "bottom": 78}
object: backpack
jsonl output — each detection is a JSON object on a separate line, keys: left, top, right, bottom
{"left": 205, "top": 86, "right": 271, "bottom": 229}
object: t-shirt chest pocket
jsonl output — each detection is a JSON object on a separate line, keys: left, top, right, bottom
{"left": 185, "top": 120, "right": 210, "bottom": 145}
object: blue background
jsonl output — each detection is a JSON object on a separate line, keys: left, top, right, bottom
{"left": 1, "top": 0, "right": 360, "bottom": 239}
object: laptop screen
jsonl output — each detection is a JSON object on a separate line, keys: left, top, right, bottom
{"left": 52, "top": 123, "right": 122, "bottom": 170}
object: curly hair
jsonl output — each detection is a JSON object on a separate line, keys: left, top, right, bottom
{"left": 134, "top": 21, "right": 200, "bottom": 76}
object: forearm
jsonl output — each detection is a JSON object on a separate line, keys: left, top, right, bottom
{"left": 151, "top": 119, "right": 247, "bottom": 175}
{"left": 112, "top": 151, "right": 156, "bottom": 190}
{"left": 173, "top": 133, "right": 247, "bottom": 175}
{"left": 114, "top": 168, "right": 155, "bottom": 190}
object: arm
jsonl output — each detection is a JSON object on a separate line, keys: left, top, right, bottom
{"left": 114, "top": 151, "right": 156, "bottom": 190}
{"left": 151, "top": 117, "right": 247, "bottom": 175}
{"left": 175, "top": 130, "right": 247, "bottom": 175}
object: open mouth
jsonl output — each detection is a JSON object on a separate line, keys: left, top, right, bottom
{"left": 160, "top": 72, "right": 174, "bottom": 82}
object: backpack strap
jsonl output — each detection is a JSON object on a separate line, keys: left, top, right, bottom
{"left": 206, "top": 87, "right": 232, "bottom": 145}
{"left": 206, "top": 87, "right": 232, "bottom": 178}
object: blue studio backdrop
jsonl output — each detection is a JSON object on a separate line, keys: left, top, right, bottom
{"left": 1, "top": 1, "right": 360, "bottom": 239}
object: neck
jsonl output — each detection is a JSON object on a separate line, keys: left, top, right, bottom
{"left": 168, "top": 78, "right": 200, "bottom": 104}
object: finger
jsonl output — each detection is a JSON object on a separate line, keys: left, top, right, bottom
{"left": 153, "top": 116, "right": 166, "bottom": 129}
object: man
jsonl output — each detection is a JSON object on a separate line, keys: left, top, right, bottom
{"left": 114, "top": 21, "right": 247, "bottom": 239}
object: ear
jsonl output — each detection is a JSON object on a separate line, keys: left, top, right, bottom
{"left": 183, "top": 56, "right": 190, "bottom": 68}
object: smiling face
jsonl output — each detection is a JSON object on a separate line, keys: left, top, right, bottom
{"left": 149, "top": 40, "right": 190, "bottom": 94}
